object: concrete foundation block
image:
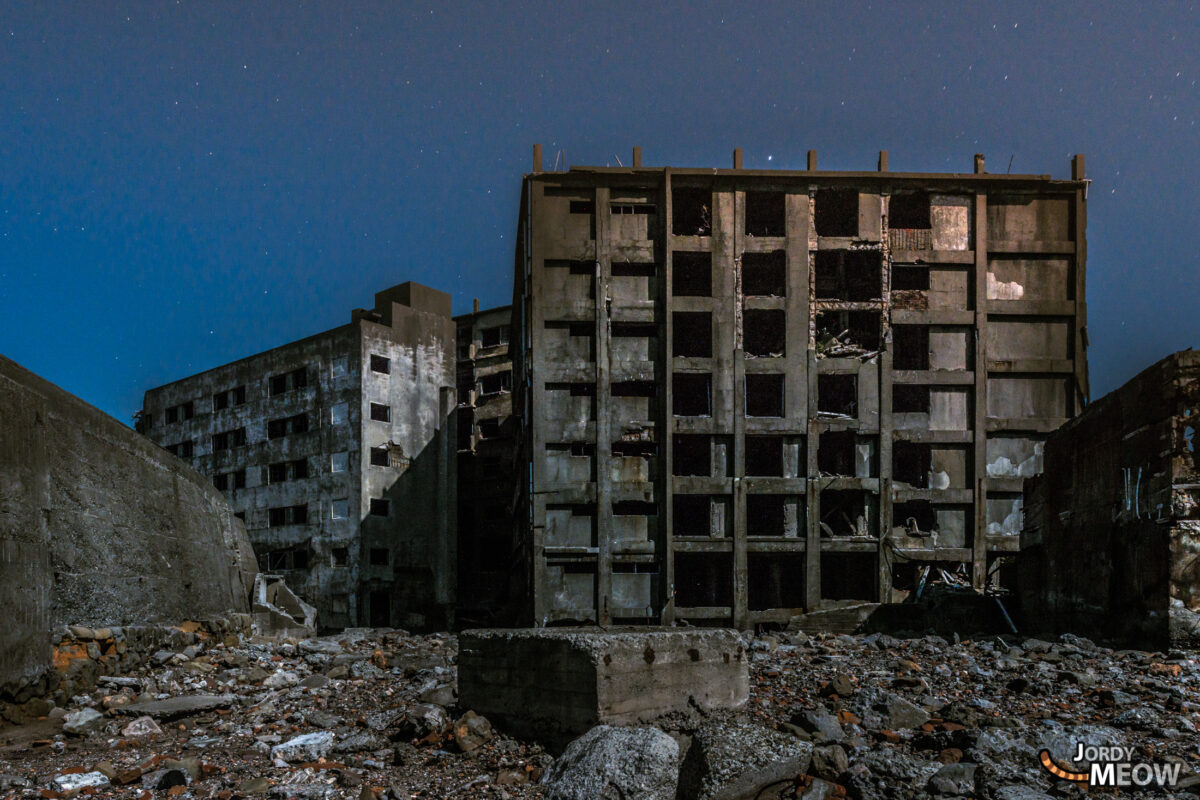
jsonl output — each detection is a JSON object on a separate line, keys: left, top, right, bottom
{"left": 458, "top": 627, "right": 748, "bottom": 748}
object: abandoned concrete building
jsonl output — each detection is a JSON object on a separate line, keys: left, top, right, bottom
{"left": 1021, "top": 349, "right": 1200, "bottom": 649}
{"left": 511, "top": 147, "right": 1089, "bottom": 629}
{"left": 454, "top": 302, "right": 518, "bottom": 625}
{"left": 138, "top": 282, "right": 456, "bottom": 631}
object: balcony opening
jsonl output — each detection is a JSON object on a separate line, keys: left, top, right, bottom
{"left": 814, "top": 250, "right": 882, "bottom": 301}
{"left": 370, "top": 447, "right": 391, "bottom": 467}
{"left": 747, "top": 494, "right": 786, "bottom": 536}
{"left": 674, "top": 553, "right": 732, "bottom": 607}
{"left": 815, "top": 310, "right": 881, "bottom": 358}
{"left": 745, "top": 191, "right": 786, "bottom": 237}
{"left": 749, "top": 554, "right": 806, "bottom": 610}
{"left": 673, "top": 312, "right": 713, "bottom": 357}
{"left": 478, "top": 418, "right": 502, "bottom": 439}
{"left": 745, "top": 436, "right": 784, "bottom": 476}
{"left": 673, "top": 435, "right": 711, "bottom": 477}
{"left": 821, "top": 552, "right": 879, "bottom": 602}
{"left": 819, "top": 490, "right": 874, "bottom": 537}
{"left": 814, "top": 188, "right": 858, "bottom": 237}
{"left": 817, "top": 374, "right": 856, "bottom": 417}
{"left": 673, "top": 495, "right": 711, "bottom": 538}
{"left": 673, "top": 373, "right": 712, "bottom": 416}
{"left": 480, "top": 371, "right": 512, "bottom": 395}
{"left": 893, "top": 441, "right": 931, "bottom": 487}
{"left": 817, "top": 430, "right": 857, "bottom": 475}
{"left": 743, "top": 309, "right": 786, "bottom": 357}
{"left": 673, "top": 252, "right": 713, "bottom": 296}
{"left": 741, "top": 251, "right": 786, "bottom": 297}
{"left": 672, "top": 187, "right": 712, "bottom": 236}
{"left": 893, "top": 384, "right": 931, "bottom": 414}
{"left": 892, "top": 325, "right": 930, "bottom": 370}
{"left": 889, "top": 192, "right": 931, "bottom": 229}
{"left": 745, "top": 374, "right": 784, "bottom": 417}
{"left": 892, "top": 265, "right": 930, "bottom": 291}
{"left": 894, "top": 500, "right": 937, "bottom": 537}
{"left": 480, "top": 325, "right": 509, "bottom": 348}
{"left": 369, "top": 499, "right": 390, "bottom": 517}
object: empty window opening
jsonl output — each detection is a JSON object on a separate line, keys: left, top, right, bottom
{"left": 478, "top": 418, "right": 502, "bottom": 439}
{"left": 212, "top": 473, "right": 228, "bottom": 491}
{"left": 817, "top": 430, "right": 860, "bottom": 476}
{"left": 547, "top": 382, "right": 596, "bottom": 397}
{"left": 612, "top": 381, "right": 656, "bottom": 398}
{"left": 268, "top": 504, "right": 308, "bottom": 527}
{"left": 369, "top": 547, "right": 390, "bottom": 566}
{"left": 747, "top": 494, "right": 786, "bottom": 536}
{"left": 893, "top": 442, "right": 931, "bottom": 487}
{"left": 164, "top": 401, "right": 194, "bottom": 424}
{"left": 892, "top": 325, "right": 929, "bottom": 370}
{"left": 749, "top": 554, "right": 806, "bottom": 610}
{"left": 745, "top": 374, "right": 784, "bottom": 417}
{"left": 370, "top": 447, "right": 390, "bottom": 467}
{"left": 480, "top": 371, "right": 512, "bottom": 395}
{"left": 673, "top": 435, "right": 711, "bottom": 476}
{"left": 331, "top": 498, "right": 349, "bottom": 519}
{"left": 370, "top": 402, "right": 391, "bottom": 422}
{"left": 258, "top": 544, "right": 311, "bottom": 573}
{"left": 889, "top": 192, "right": 931, "bottom": 230}
{"left": 745, "top": 191, "right": 786, "bottom": 237}
{"left": 457, "top": 412, "right": 474, "bottom": 450}
{"left": 568, "top": 200, "right": 594, "bottom": 214}
{"left": 672, "top": 187, "right": 712, "bottom": 236}
{"left": 673, "top": 374, "right": 712, "bottom": 417}
{"left": 673, "top": 495, "right": 712, "bottom": 537}
{"left": 815, "top": 250, "right": 882, "bottom": 301}
{"left": 613, "top": 500, "right": 656, "bottom": 516}
{"left": 817, "top": 374, "right": 857, "bottom": 417}
{"left": 743, "top": 309, "right": 786, "bottom": 357}
{"left": 814, "top": 189, "right": 859, "bottom": 237}
{"left": 894, "top": 500, "right": 937, "bottom": 537}
{"left": 611, "top": 262, "right": 656, "bottom": 277}
{"left": 673, "top": 252, "right": 712, "bottom": 296}
{"left": 611, "top": 203, "right": 655, "bottom": 216}
{"left": 815, "top": 311, "right": 881, "bottom": 357}
{"left": 212, "top": 427, "right": 247, "bottom": 452}
{"left": 741, "top": 251, "right": 786, "bottom": 296}
{"left": 480, "top": 325, "right": 509, "bottom": 348}
{"left": 745, "top": 436, "right": 784, "bottom": 476}
{"left": 332, "top": 548, "right": 348, "bottom": 566}
{"left": 674, "top": 553, "right": 733, "bottom": 607}
{"left": 819, "top": 490, "right": 874, "bottom": 538}
{"left": 213, "top": 391, "right": 229, "bottom": 411}
{"left": 892, "top": 265, "right": 930, "bottom": 291}
{"left": 893, "top": 384, "right": 931, "bottom": 414}
{"left": 821, "top": 553, "right": 879, "bottom": 602}
{"left": 267, "top": 413, "right": 308, "bottom": 439}
{"left": 369, "top": 499, "right": 390, "bottom": 517}
{"left": 612, "top": 440, "right": 657, "bottom": 458}
{"left": 370, "top": 354, "right": 390, "bottom": 374}
{"left": 673, "top": 312, "right": 712, "bottom": 357}
{"left": 268, "top": 462, "right": 287, "bottom": 484}
{"left": 269, "top": 367, "right": 307, "bottom": 396}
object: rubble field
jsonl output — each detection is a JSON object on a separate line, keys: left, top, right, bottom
{"left": 1, "top": 626, "right": 1198, "bottom": 799}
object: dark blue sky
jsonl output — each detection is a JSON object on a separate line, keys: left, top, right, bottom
{"left": 2, "top": 2, "right": 1198, "bottom": 424}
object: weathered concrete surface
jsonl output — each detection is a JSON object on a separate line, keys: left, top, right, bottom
{"left": 1020, "top": 349, "right": 1200, "bottom": 648}
{"left": 458, "top": 627, "right": 748, "bottom": 749}
{"left": 0, "top": 355, "right": 257, "bottom": 692}
{"left": 677, "top": 719, "right": 813, "bottom": 800}
{"left": 252, "top": 573, "right": 317, "bottom": 638}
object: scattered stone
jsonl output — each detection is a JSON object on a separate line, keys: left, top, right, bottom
{"left": 453, "top": 710, "right": 495, "bottom": 753}
{"left": 333, "top": 731, "right": 389, "bottom": 754}
{"left": 419, "top": 682, "right": 457, "bottom": 707}
{"left": 271, "top": 731, "right": 335, "bottom": 763}
{"left": 264, "top": 669, "right": 301, "bottom": 688}
{"left": 62, "top": 707, "right": 106, "bottom": 736}
{"left": 120, "top": 715, "right": 162, "bottom": 739}
{"left": 928, "top": 762, "right": 976, "bottom": 795}
{"left": 113, "top": 693, "right": 236, "bottom": 720}
{"left": 678, "top": 719, "right": 813, "bottom": 800}
{"left": 791, "top": 709, "right": 845, "bottom": 743}
{"left": 810, "top": 744, "right": 848, "bottom": 781}
{"left": 882, "top": 693, "right": 930, "bottom": 729}
{"left": 51, "top": 771, "right": 110, "bottom": 793}
{"left": 300, "top": 673, "right": 329, "bottom": 689}
{"left": 542, "top": 725, "right": 678, "bottom": 800}
{"left": 142, "top": 767, "right": 189, "bottom": 790}
{"left": 821, "top": 674, "right": 856, "bottom": 698}
{"left": 240, "top": 776, "right": 272, "bottom": 794}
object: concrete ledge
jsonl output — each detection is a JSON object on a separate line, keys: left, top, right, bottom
{"left": 458, "top": 627, "right": 748, "bottom": 749}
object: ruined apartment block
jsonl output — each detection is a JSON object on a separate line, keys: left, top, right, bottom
{"left": 454, "top": 302, "right": 519, "bottom": 624}
{"left": 139, "top": 282, "right": 456, "bottom": 631}
{"left": 513, "top": 146, "right": 1088, "bottom": 629}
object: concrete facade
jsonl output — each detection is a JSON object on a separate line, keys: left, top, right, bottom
{"left": 513, "top": 148, "right": 1089, "bottom": 628}
{"left": 454, "top": 303, "right": 519, "bottom": 625}
{"left": 1021, "top": 349, "right": 1200, "bottom": 648}
{"left": 0, "top": 355, "right": 256, "bottom": 693}
{"left": 139, "top": 282, "right": 456, "bottom": 631}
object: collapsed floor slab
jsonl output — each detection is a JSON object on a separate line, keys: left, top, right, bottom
{"left": 457, "top": 627, "right": 748, "bottom": 749}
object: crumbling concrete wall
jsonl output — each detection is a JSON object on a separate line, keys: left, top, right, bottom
{"left": 1020, "top": 350, "right": 1200, "bottom": 648}
{"left": 0, "top": 355, "right": 257, "bottom": 693}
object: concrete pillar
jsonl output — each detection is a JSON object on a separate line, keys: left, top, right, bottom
{"left": 974, "top": 154, "right": 986, "bottom": 174}
{"left": 533, "top": 143, "right": 543, "bottom": 173}
{"left": 633, "top": 146, "right": 642, "bottom": 168}
{"left": 878, "top": 150, "right": 889, "bottom": 172}
{"left": 807, "top": 150, "right": 818, "bottom": 171}
{"left": 1072, "top": 154, "right": 1086, "bottom": 180}
{"left": 733, "top": 148, "right": 743, "bottom": 169}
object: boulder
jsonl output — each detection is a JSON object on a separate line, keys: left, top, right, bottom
{"left": 678, "top": 720, "right": 813, "bottom": 800}
{"left": 272, "top": 731, "right": 335, "bottom": 763}
{"left": 541, "top": 725, "right": 678, "bottom": 800}
{"left": 62, "top": 707, "right": 106, "bottom": 736}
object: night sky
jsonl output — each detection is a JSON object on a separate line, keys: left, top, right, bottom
{"left": 2, "top": 2, "right": 1198, "bottom": 425}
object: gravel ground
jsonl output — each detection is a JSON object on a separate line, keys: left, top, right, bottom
{"left": 2, "top": 626, "right": 1198, "bottom": 799}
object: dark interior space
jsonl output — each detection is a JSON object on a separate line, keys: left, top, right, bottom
{"left": 889, "top": 192, "right": 931, "bottom": 229}
{"left": 745, "top": 435, "right": 784, "bottom": 476}
{"left": 745, "top": 374, "right": 785, "bottom": 417}
{"left": 673, "top": 435, "right": 711, "bottom": 477}
{"left": 673, "top": 494, "right": 710, "bottom": 537}
{"left": 894, "top": 500, "right": 937, "bottom": 535}
{"left": 611, "top": 440, "right": 657, "bottom": 458}
{"left": 821, "top": 553, "right": 878, "bottom": 601}
{"left": 672, "top": 187, "right": 712, "bottom": 236}
{"left": 746, "top": 494, "right": 787, "bottom": 536}
{"left": 673, "top": 312, "right": 713, "bottom": 357}
{"left": 611, "top": 261, "right": 656, "bottom": 278}
{"left": 817, "top": 374, "right": 857, "bottom": 416}
{"left": 741, "top": 251, "right": 786, "bottom": 296}
{"left": 817, "top": 430, "right": 858, "bottom": 476}
{"left": 892, "top": 264, "right": 930, "bottom": 291}
{"left": 892, "top": 325, "right": 930, "bottom": 370}
{"left": 893, "top": 384, "right": 931, "bottom": 414}
{"left": 745, "top": 191, "right": 786, "bottom": 237}
{"left": 673, "top": 251, "right": 713, "bottom": 296}
{"left": 674, "top": 553, "right": 733, "bottom": 607}
{"left": 814, "top": 188, "right": 859, "bottom": 237}
{"left": 673, "top": 373, "right": 712, "bottom": 416}
{"left": 814, "top": 250, "right": 882, "bottom": 301}
{"left": 743, "top": 309, "right": 786, "bottom": 357}
{"left": 815, "top": 311, "right": 881, "bottom": 355}
{"left": 893, "top": 441, "right": 931, "bottom": 487}
{"left": 819, "top": 490, "right": 873, "bottom": 537}
{"left": 749, "top": 554, "right": 806, "bottom": 610}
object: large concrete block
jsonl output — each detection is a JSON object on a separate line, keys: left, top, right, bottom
{"left": 458, "top": 627, "right": 748, "bottom": 748}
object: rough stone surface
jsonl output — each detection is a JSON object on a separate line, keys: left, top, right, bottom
{"left": 113, "top": 694, "right": 236, "bottom": 720}
{"left": 51, "top": 771, "right": 111, "bottom": 793}
{"left": 120, "top": 715, "right": 163, "bottom": 739}
{"left": 541, "top": 725, "right": 678, "bottom": 800}
{"left": 62, "top": 707, "right": 106, "bottom": 736}
{"left": 677, "top": 720, "right": 813, "bottom": 800}
{"left": 271, "top": 731, "right": 335, "bottom": 763}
